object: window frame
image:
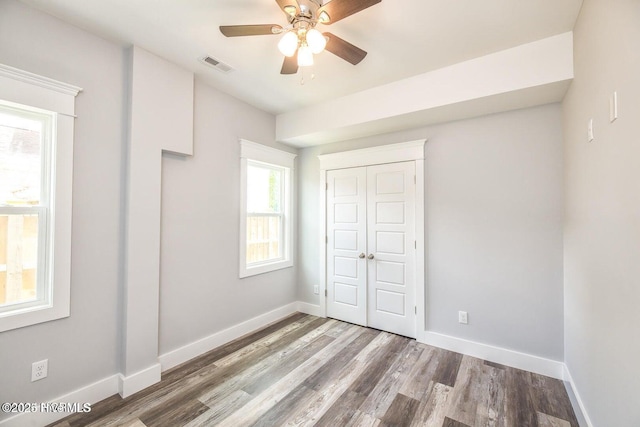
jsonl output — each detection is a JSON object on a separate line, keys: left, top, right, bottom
{"left": 0, "top": 63, "right": 81, "bottom": 332}
{"left": 239, "top": 140, "right": 296, "bottom": 278}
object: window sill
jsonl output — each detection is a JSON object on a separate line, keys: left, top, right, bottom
{"left": 0, "top": 302, "right": 69, "bottom": 332}
{"left": 240, "top": 259, "right": 293, "bottom": 278}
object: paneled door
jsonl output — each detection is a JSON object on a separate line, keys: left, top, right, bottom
{"left": 366, "top": 162, "right": 416, "bottom": 337}
{"left": 326, "top": 161, "right": 416, "bottom": 338}
{"left": 326, "top": 167, "right": 368, "bottom": 326}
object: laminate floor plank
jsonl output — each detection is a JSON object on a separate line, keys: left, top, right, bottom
{"left": 529, "top": 373, "right": 580, "bottom": 427}
{"left": 323, "top": 319, "right": 354, "bottom": 338}
{"left": 184, "top": 390, "right": 251, "bottom": 427}
{"left": 505, "top": 367, "right": 538, "bottom": 427}
{"left": 48, "top": 314, "right": 579, "bottom": 427}
{"left": 445, "top": 356, "right": 486, "bottom": 426}
{"left": 359, "top": 339, "right": 425, "bottom": 418}
{"left": 474, "top": 364, "right": 507, "bottom": 427}
{"left": 432, "top": 349, "right": 464, "bottom": 388}
{"left": 313, "top": 390, "right": 366, "bottom": 427}
{"left": 537, "top": 412, "right": 572, "bottom": 427}
{"left": 249, "top": 384, "right": 319, "bottom": 427}
{"left": 345, "top": 410, "right": 382, "bottom": 427}
{"left": 347, "top": 334, "right": 409, "bottom": 397}
{"left": 443, "top": 416, "right": 472, "bottom": 427}
{"left": 410, "top": 382, "right": 453, "bottom": 427}
{"left": 139, "top": 398, "right": 209, "bottom": 427}
{"left": 379, "top": 393, "right": 420, "bottom": 427}
{"left": 398, "top": 345, "right": 441, "bottom": 400}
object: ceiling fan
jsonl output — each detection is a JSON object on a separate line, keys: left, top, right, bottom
{"left": 220, "top": 0, "right": 382, "bottom": 75}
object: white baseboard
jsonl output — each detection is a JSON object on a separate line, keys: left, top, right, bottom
{"left": 118, "top": 363, "right": 161, "bottom": 398}
{"left": 158, "top": 302, "right": 298, "bottom": 372}
{"left": 419, "top": 331, "right": 565, "bottom": 379}
{"left": 296, "top": 301, "right": 324, "bottom": 317}
{"left": 563, "top": 365, "right": 594, "bottom": 427}
{"left": 0, "top": 375, "right": 118, "bottom": 427}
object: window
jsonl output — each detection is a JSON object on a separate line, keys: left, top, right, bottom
{"left": 246, "top": 161, "right": 285, "bottom": 264}
{"left": 240, "top": 140, "right": 296, "bottom": 278}
{"left": 0, "top": 64, "right": 80, "bottom": 331}
{"left": 0, "top": 105, "right": 52, "bottom": 315}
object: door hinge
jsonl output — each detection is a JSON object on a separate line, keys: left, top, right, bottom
{"left": 415, "top": 306, "right": 417, "bottom": 315}
{"left": 414, "top": 240, "right": 417, "bottom": 249}
{"left": 414, "top": 175, "right": 416, "bottom": 184}
{"left": 326, "top": 183, "right": 328, "bottom": 190}
{"left": 326, "top": 236, "right": 328, "bottom": 244}
{"left": 325, "top": 289, "right": 328, "bottom": 297}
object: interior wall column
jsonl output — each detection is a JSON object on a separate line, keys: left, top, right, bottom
{"left": 121, "top": 46, "right": 194, "bottom": 397}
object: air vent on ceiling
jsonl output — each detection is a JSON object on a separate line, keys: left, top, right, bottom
{"left": 199, "top": 56, "right": 234, "bottom": 73}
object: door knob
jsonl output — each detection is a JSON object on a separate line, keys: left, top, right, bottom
{"left": 359, "top": 253, "right": 366, "bottom": 259}
{"left": 367, "top": 254, "right": 374, "bottom": 260}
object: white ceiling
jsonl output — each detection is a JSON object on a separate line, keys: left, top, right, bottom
{"left": 19, "top": 0, "right": 583, "bottom": 116}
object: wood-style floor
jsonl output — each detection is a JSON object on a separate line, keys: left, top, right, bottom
{"left": 50, "top": 313, "right": 579, "bottom": 427}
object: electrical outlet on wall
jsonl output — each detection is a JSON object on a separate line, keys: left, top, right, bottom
{"left": 31, "top": 359, "right": 48, "bottom": 382}
{"left": 458, "top": 311, "right": 468, "bottom": 325}
{"left": 313, "top": 285, "right": 319, "bottom": 295}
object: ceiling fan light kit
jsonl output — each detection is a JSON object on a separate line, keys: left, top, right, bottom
{"left": 278, "top": 31, "right": 299, "bottom": 57}
{"left": 220, "top": 0, "right": 382, "bottom": 75}
{"left": 306, "top": 28, "right": 327, "bottom": 53}
{"left": 297, "top": 44, "right": 314, "bottom": 66}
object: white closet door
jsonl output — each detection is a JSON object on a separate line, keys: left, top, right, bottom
{"left": 366, "top": 161, "right": 416, "bottom": 338}
{"left": 326, "top": 167, "right": 368, "bottom": 326}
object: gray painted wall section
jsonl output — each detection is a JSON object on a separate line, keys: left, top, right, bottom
{"left": 159, "top": 81, "right": 297, "bottom": 355}
{"left": 298, "top": 104, "right": 565, "bottom": 360}
{"left": 562, "top": 1, "right": 640, "bottom": 425}
{"left": 0, "top": 0, "right": 123, "bottom": 408}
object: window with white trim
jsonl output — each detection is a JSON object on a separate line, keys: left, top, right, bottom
{"left": 240, "top": 140, "right": 295, "bottom": 278}
{"left": 0, "top": 64, "right": 80, "bottom": 332}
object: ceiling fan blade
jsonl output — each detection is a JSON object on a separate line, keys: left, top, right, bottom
{"left": 281, "top": 53, "right": 299, "bottom": 74}
{"left": 275, "top": 0, "right": 300, "bottom": 18}
{"left": 317, "top": 0, "right": 381, "bottom": 24}
{"left": 220, "top": 24, "right": 282, "bottom": 37}
{"left": 323, "top": 32, "right": 367, "bottom": 65}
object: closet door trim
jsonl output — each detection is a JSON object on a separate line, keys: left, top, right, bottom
{"left": 318, "top": 139, "right": 426, "bottom": 341}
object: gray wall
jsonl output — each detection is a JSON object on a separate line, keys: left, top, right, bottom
{"left": 298, "top": 104, "right": 565, "bottom": 360}
{"left": 160, "top": 81, "right": 297, "bottom": 355}
{"left": 0, "top": 0, "right": 123, "bottom": 408}
{"left": 562, "top": 1, "right": 640, "bottom": 425}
